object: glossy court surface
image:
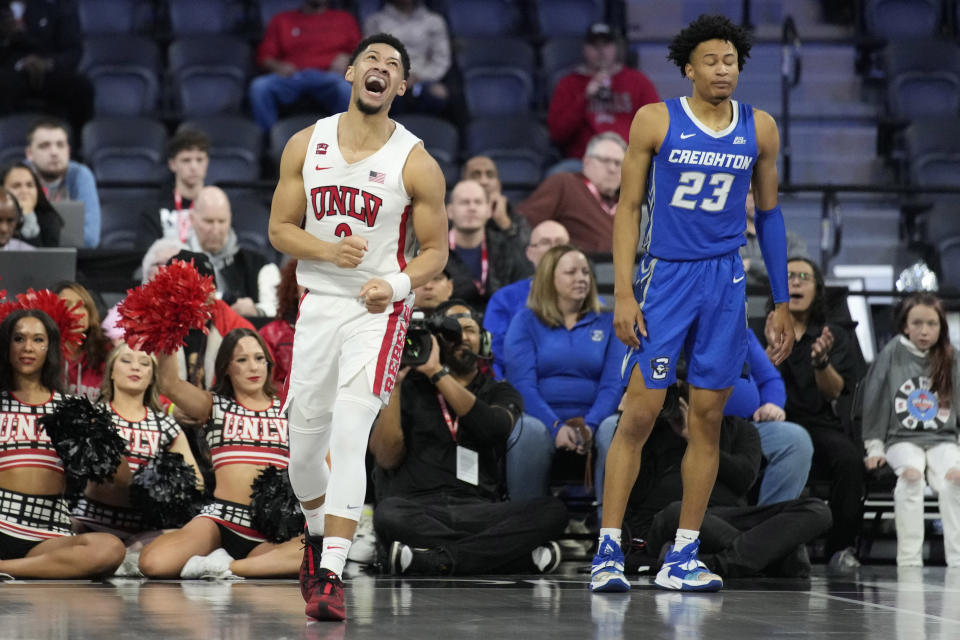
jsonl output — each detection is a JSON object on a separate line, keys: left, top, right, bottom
{"left": 1, "top": 565, "right": 958, "bottom": 639}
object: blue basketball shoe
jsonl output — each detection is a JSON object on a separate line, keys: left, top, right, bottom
{"left": 590, "top": 535, "right": 631, "bottom": 593}
{"left": 654, "top": 539, "right": 723, "bottom": 591}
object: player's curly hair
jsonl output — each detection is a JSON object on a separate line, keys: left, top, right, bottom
{"left": 667, "top": 14, "right": 752, "bottom": 77}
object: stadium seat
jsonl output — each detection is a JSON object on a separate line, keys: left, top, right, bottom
{"left": 456, "top": 37, "right": 536, "bottom": 75}
{"left": 98, "top": 200, "right": 142, "bottom": 249}
{"left": 230, "top": 198, "right": 274, "bottom": 257}
{"left": 884, "top": 40, "right": 960, "bottom": 120}
{"left": 533, "top": 0, "right": 604, "bottom": 38}
{"left": 258, "top": 0, "right": 305, "bottom": 30}
{"left": 81, "top": 118, "right": 167, "bottom": 183}
{"left": 904, "top": 117, "right": 960, "bottom": 186}
{"left": 78, "top": 0, "right": 153, "bottom": 34}
{"left": 474, "top": 149, "right": 543, "bottom": 189}
{"left": 269, "top": 114, "right": 319, "bottom": 168}
{"left": 394, "top": 114, "right": 459, "bottom": 166}
{"left": 168, "top": 37, "right": 252, "bottom": 117}
{"left": 463, "top": 67, "right": 534, "bottom": 116}
{"left": 178, "top": 116, "right": 263, "bottom": 184}
{"left": 465, "top": 115, "right": 552, "bottom": 158}
{"left": 0, "top": 113, "right": 48, "bottom": 166}
{"left": 442, "top": 0, "right": 523, "bottom": 37}
{"left": 541, "top": 37, "right": 584, "bottom": 98}
{"left": 168, "top": 0, "right": 247, "bottom": 34}
{"left": 80, "top": 36, "right": 161, "bottom": 117}
{"left": 864, "top": 0, "right": 942, "bottom": 40}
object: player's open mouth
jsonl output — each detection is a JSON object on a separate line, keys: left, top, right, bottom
{"left": 364, "top": 75, "right": 387, "bottom": 97}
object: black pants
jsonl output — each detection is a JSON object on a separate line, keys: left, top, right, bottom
{"left": 0, "top": 68, "right": 94, "bottom": 136}
{"left": 646, "top": 498, "right": 833, "bottom": 578}
{"left": 806, "top": 424, "right": 865, "bottom": 555}
{"left": 373, "top": 493, "right": 568, "bottom": 575}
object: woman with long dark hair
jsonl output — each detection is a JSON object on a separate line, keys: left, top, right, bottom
{"left": 73, "top": 343, "right": 203, "bottom": 543}
{"left": 56, "top": 281, "right": 112, "bottom": 401}
{"left": 1, "top": 161, "right": 62, "bottom": 247}
{"left": 862, "top": 292, "right": 960, "bottom": 566}
{"left": 772, "top": 256, "right": 865, "bottom": 569}
{"left": 138, "top": 328, "right": 301, "bottom": 578}
{"left": 0, "top": 309, "right": 125, "bottom": 578}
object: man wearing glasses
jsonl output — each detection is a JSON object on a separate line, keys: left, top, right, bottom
{"left": 518, "top": 132, "right": 626, "bottom": 253}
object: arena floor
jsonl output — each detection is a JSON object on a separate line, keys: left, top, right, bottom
{"left": 1, "top": 565, "right": 958, "bottom": 639}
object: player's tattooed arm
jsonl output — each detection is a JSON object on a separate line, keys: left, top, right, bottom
{"left": 268, "top": 127, "right": 364, "bottom": 266}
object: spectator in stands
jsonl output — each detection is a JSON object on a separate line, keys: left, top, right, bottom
{"left": 136, "top": 130, "right": 210, "bottom": 249}
{"left": 56, "top": 281, "right": 112, "bottom": 402}
{"left": 547, "top": 23, "right": 658, "bottom": 159}
{"left": 485, "top": 220, "right": 570, "bottom": 378}
{"left": 517, "top": 132, "right": 625, "bottom": 253}
{"left": 413, "top": 268, "right": 454, "bottom": 312}
{"left": 462, "top": 154, "right": 529, "bottom": 243}
{"left": 363, "top": 0, "right": 451, "bottom": 115}
{"left": 503, "top": 245, "right": 622, "bottom": 495}
{"left": 186, "top": 186, "right": 280, "bottom": 318}
{"left": 772, "top": 257, "right": 865, "bottom": 570}
{"left": 167, "top": 250, "right": 254, "bottom": 392}
{"left": 370, "top": 300, "right": 568, "bottom": 576}
{"left": 141, "top": 239, "right": 188, "bottom": 286}
{"left": 862, "top": 293, "right": 960, "bottom": 567}
{"left": 0, "top": 0, "right": 93, "bottom": 137}
{"left": 0, "top": 187, "right": 34, "bottom": 251}
{"left": 623, "top": 381, "right": 832, "bottom": 578}
{"left": 1, "top": 162, "right": 61, "bottom": 247}
{"left": 742, "top": 187, "right": 808, "bottom": 289}
{"left": 249, "top": 0, "right": 360, "bottom": 132}
{"left": 24, "top": 118, "right": 100, "bottom": 247}
{"left": 446, "top": 179, "right": 532, "bottom": 310}
{"left": 259, "top": 260, "right": 302, "bottom": 390}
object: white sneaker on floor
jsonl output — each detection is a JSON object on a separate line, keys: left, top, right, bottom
{"left": 114, "top": 550, "right": 144, "bottom": 578}
{"left": 348, "top": 504, "right": 377, "bottom": 564}
{"left": 180, "top": 548, "right": 236, "bottom": 579}
{"left": 532, "top": 541, "right": 562, "bottom": 574}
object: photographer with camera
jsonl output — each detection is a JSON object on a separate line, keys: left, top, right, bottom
{"left": 370, "top": 300, "right": 567, "bottom": 575}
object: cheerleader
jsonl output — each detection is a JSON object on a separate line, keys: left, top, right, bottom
{"left": 0, "top": 308, "right": 124, "bottom": 578}
{"left": 73, "top": 343, "right": 203, "bottom": 543}
{"left": 138, "top": 328, "right": 302, "bottom": 578}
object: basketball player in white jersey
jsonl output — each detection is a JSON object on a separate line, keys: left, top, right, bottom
{"left": 267, "top": 33, "right": 448, "bottom": 621}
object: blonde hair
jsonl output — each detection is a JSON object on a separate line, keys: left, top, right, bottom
{"left": 527, "top": 244, "right": 601, "bottom": 328}
{"left": 99, "top": 343, "right": 161, "bottom": 412}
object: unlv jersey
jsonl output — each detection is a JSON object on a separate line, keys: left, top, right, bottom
{"left": 298, "top": 114, "right": 422, "bottom": 298}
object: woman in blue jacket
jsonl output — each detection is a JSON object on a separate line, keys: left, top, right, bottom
{"left": 504, "top": 245, "right": 622, "bottom": 498}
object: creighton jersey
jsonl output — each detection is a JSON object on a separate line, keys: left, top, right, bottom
{"left": 298, "top": 113, "right": 422, "bottom": 297}
{"left": 643, "top": 97, "right": 758, "bottom": 260}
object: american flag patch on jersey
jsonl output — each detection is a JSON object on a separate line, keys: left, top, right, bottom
{"left": 369, "top": 170, "right": 386, "bottom": 184}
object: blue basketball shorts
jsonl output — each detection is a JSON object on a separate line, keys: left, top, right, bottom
{"left": 622, "top": 251, "right": 747, "bottom": 390}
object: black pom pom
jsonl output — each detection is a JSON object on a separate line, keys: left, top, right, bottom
{"left": 38, "top": 397, "right": 126, "bottom": 483}
{"left": 249, "top": 466, "right": 304, "bottom": 543}
{"left": 130, "top": 451, "right": 205, "bottom": 530}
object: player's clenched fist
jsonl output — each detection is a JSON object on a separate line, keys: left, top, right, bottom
{"left": 358, "top": 278, "right": 392, "bottom": 314}
{"left": 614, "top": 296, "right": 645, "bottom": 349}
{"left": 332, "top": 235, "right": 368, "bottom": 268}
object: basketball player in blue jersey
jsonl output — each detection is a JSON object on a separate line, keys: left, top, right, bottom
{"left": 590, "top": 15, "right": 795, "bottom": 593}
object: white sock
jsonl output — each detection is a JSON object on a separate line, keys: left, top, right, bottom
{"left": 599, "top": 528, "right": 622, "bottom": 546}
{"left": 302, "top": 503, "right": 326, "bottom": 537}
{"left": 320, "top": 536, "right": 351, "bottom": 577}
{"left": 674, "top": 528, "right": 699, "bottom": 551}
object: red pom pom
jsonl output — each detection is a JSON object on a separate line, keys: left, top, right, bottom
{"left": 0, "top": 289, "right": 85, "bottom": 358}
{"left": 118, "top": 259, "right": 215, "bottom": 355}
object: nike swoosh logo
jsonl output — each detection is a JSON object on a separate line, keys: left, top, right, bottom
{"left": 680, "top": 132, "right": 696, "bottom": 139}
{"left": 316, "top": 166, "right": 332, "bottom": 171}
{"left": 733, "top": 274, "right": 745, "bottom": 283}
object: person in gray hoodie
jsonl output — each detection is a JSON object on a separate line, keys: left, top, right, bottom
{"left": 862, "top": 292, "right": 960, "bottom": 566}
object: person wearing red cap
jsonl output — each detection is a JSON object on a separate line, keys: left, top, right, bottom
{"left": 548, "top": 23, "right": 660, "bottom": 159}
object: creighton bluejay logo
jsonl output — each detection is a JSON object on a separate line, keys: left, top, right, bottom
{"left": 651, "top": 357, "right": 670, "bottom": 381}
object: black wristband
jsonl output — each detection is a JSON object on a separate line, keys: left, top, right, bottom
{"left": 429, "top": 366, "right": 451, "bottom": 384}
